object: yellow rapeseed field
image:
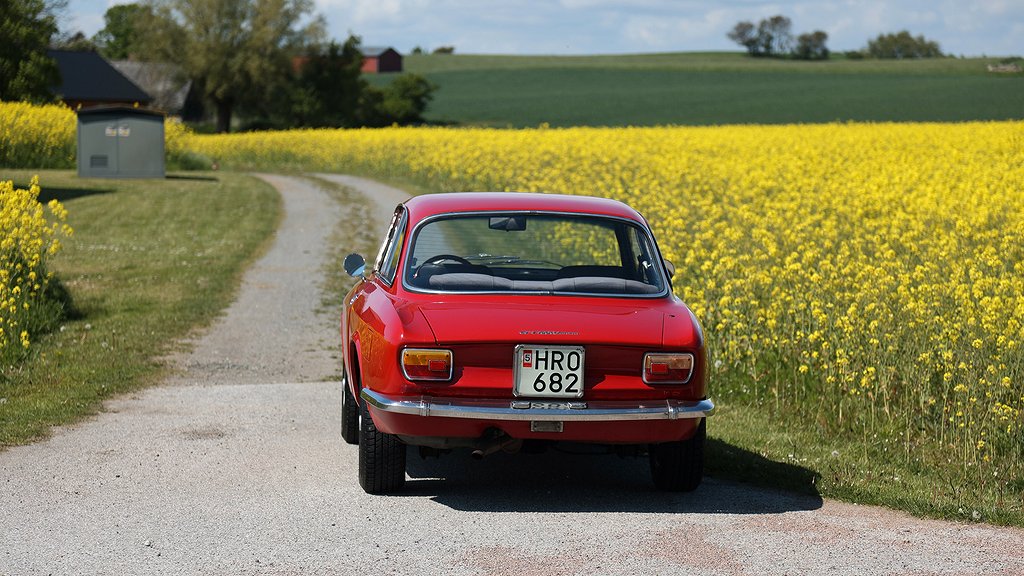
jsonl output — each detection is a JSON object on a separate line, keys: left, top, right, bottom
{"left": 0, "top": 102, "right": 76, "bottom": 169}
{"left": 188, "top": 122, "right": 1024, "bottom": 475}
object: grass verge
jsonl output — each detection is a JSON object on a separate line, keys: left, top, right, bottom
{"left": 0, "top": 170, "right": 280, "bottom": 447}
{"left": 707, "top": 402, "right": 1023, "bottom": 526}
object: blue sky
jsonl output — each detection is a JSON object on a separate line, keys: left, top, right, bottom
{"left": 65, "top": 0, "right": 1022, "bottom": 57}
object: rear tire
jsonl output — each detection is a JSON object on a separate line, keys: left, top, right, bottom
{"left": 358, "top": 398, "right": 406, "bottom": 494}
{"left": 340, "top": 375, "right": 359, "bottom": 445}
{"left": 649, "top": 418, "right": 705, "bottom": 492}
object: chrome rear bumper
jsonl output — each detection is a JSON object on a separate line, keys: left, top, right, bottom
{"left": 361, "top": 389, "right": 714, "bottom": 422}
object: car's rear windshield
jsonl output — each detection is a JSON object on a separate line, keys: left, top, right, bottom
{"left": 403, "top": 213, "right": 667, "bottom": 296}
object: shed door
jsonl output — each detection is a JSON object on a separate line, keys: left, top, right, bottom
{"left": 117, "top": 118, "right": 164, "bottom": 177}
{"left": 81, "top": 121, "right": 121, "bottom": 176}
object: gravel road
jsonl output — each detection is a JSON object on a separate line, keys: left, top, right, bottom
{"left": 3, "top": 174, "right": 1023, "bottom": 576}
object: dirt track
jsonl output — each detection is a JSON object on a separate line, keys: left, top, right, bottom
{"left": 2, "top": 174, "right": 1023, "bottom": 576}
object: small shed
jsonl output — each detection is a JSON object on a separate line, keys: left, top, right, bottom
{"left": 77, "top": 107, "right": 165, "bottom": 179}
{"left": 361, "top": 47, "right": 403, "bottom": 73}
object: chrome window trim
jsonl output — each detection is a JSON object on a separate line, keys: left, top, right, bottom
{"left": 399, "top": 210, "right": 671, "bottom": 299}
{"left": 376, "top": 208, "right": 409, "bottom": 288}
{"left": 374, "top": 206, "right": 401, "bottom": 273}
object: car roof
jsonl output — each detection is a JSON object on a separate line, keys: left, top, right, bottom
{"left": 402, "top": 192, "right": 646, "bottom": 223}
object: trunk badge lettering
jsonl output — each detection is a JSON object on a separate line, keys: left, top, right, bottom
{"left": 511, "top": 400, "right": 588, "bottom": 410}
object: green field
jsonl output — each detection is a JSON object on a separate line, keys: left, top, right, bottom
{"left": 370, "top": 52, "right": 1024, "bottom": 127}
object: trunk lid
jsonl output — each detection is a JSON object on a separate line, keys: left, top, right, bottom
{"left": 416, "top": 298, "right": 665, "bottom": 347}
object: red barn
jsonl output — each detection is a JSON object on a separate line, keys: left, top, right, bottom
{"left": 361, "top": 47, "right": 403, "bottom": 73}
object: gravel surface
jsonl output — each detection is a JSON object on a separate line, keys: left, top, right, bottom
{"left": 2, "top": 174, "right": 1023, "bottom": 576}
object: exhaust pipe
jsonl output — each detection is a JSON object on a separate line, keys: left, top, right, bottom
{"left": 471, "top": 437, "right": 521, "bottom": 460}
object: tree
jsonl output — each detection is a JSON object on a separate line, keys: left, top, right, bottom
{"left": 726, "top": 15, "right": 792, "bottom": 58}
{"left": 285, "top": 36, "right": 365, "bottom": 128}
{"left": 794, "top": 30, "right": 829, "bottom": 60}
{"left": 356, "top": 75, "right": 436, "bottom": 128}
{"left": 867, "top": 31, "right": 943, "bottom": 59}
{"left": 727, "top": 22, "right": 758, "bottom": 56}
{"left": 93, "top": 3, "right": 153, "bottom": 60}
{"left": 757, "top": 15, "right": 792, "bottom": 57}
{"left": 369, "top": 74, "right": 436, "bottom": 126}
{"left": 0, "top": 0, "right": 60, "bottom": 103}
{"left": 138, "top": 0, "right": 324, "bottom": 132}
{"left": 52, "top": 31, "right": 97, "bottom": 51}
{"left": 247, "top": 35, "right": 436, "bottom": 130}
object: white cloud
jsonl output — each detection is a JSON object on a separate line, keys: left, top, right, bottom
{"left": 316, "top": 0, "right": 415, "bottom": 24}
{"left": 622, "top": 10, "right": 737, "bottom": 51}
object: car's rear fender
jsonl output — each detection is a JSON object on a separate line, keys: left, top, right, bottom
{"left": 347, "top": 280, "right": 438, "bottom": 397}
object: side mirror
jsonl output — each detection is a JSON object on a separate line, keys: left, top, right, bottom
{"left": 663, "top": 259, "right": 676, "bottom": 278}
{"left": 344, "top": 253, "right": 366, "bottom": 278}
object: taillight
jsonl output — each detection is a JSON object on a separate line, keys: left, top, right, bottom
{"left": 643, "top": 353, "right": 694, "bottom": 384}
{"left": 401, "top": 348, "right": 453, "bottom": 381}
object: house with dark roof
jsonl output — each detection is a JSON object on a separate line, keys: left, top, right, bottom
{"left": 360, "top": 47, "right": 403, "bottom": 73}
{"left": 47, "top": 49, "right": 152, "bottom": 109}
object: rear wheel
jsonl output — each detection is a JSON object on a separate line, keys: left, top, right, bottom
{"left": 340, "top": 374, "right": 359, "bottom": 445}
{"left": 358, "top": 399, "right": 406, "bottom": 494}
{"left": 649, "top": 418, "right": 705, "bottom": 492}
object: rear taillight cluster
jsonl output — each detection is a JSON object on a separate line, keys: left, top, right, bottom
{"left": 643, "top": 352, "right": 695, "bottom": 384}
{"left": 401, "top": 348, "right": 452, "bottom": 381}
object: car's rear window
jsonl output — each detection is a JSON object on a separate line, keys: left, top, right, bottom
{"left": 403, "top": 213, "right": 667, "bottom": 296}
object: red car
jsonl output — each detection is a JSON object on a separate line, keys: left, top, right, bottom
{"left": 341, "top": 192, "right": 713, "bottom": 494}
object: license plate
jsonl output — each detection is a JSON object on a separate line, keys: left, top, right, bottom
{"left": 514, "top": 345, "right": 585, "bottom": 398}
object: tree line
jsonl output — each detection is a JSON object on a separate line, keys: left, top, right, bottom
{"left": 1, "top": 0, "right": 437, "bottom": 133}
{"left": 727, "top": 15, "right": 944, "bottom": 60}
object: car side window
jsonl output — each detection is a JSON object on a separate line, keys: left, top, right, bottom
{"left": 375, "top": 207, "right": 407, "bottom": 285}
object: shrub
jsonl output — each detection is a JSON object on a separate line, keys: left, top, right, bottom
{"left": 0, "top": 176, "right": 72, "bottom": 368}
{"left": 867, "top": 31, "right": 943, "bottom": 59}
{"left": 358, "top": 74, "right": 437, "bottom": 127}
